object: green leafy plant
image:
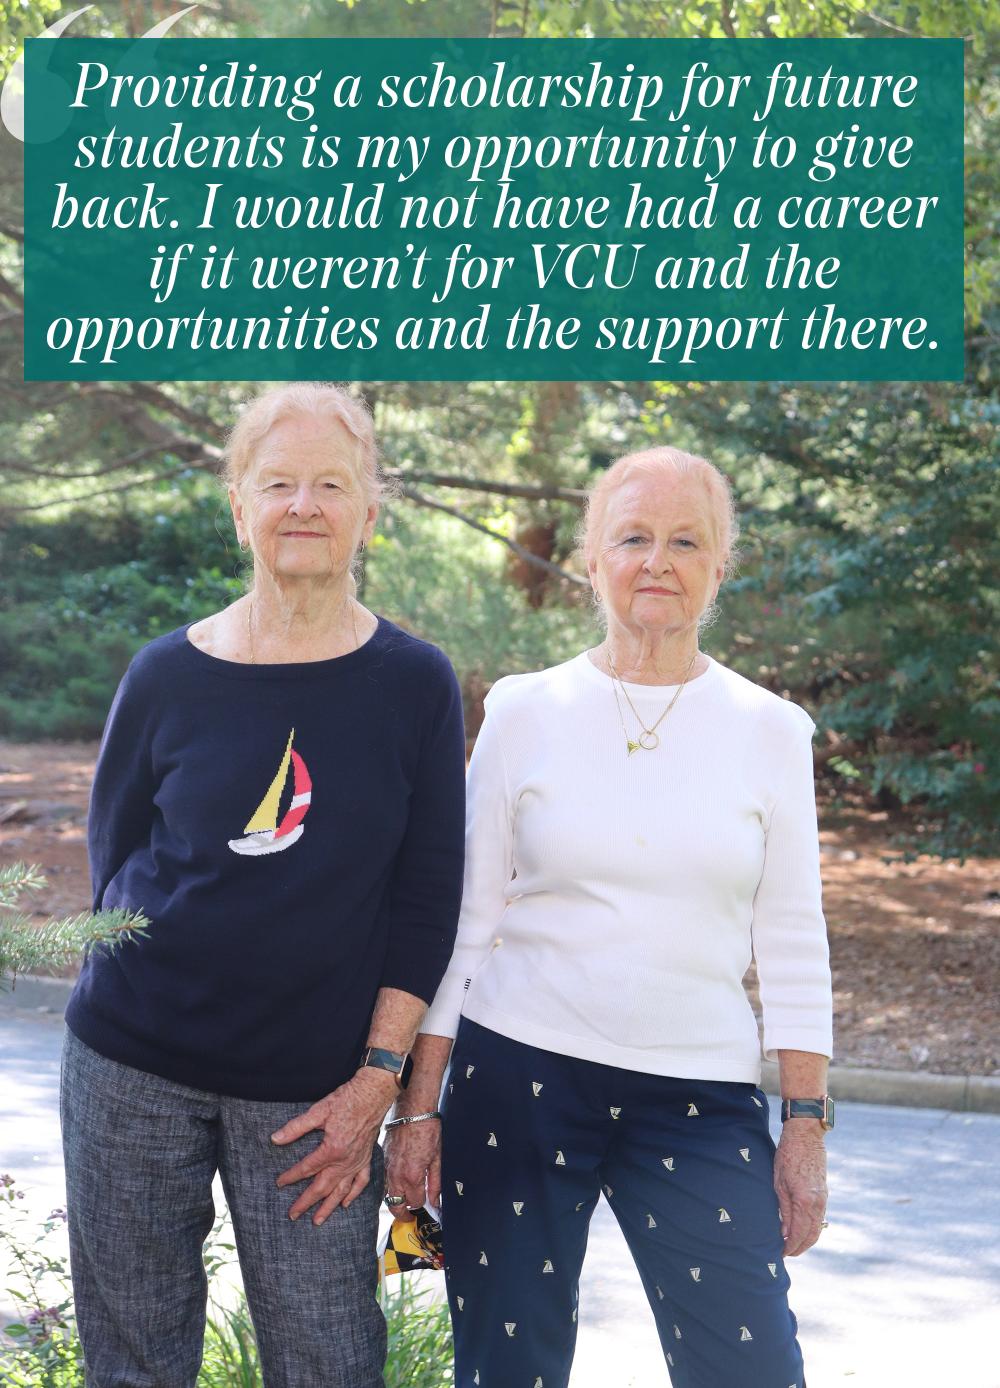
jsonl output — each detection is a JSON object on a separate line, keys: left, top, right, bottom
{"left": 0, "top": 1179, "right": 80, "bottom": 1388}
{"left": 2, "top": 1187, "right": 455, "bottom": 1388}
{"left": 381, "top": 1278, "right": 455, "bottom": 1388}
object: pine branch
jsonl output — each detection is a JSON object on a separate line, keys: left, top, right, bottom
{"left": 400, "top": 485, "right": 589, "bottom": 588}
{"left": 0, "top": 862, "right": 45, "bottom": 905}
{"left": 389, "top": 470, "right": 587, "bottom": 504}
{"left": 0, "top": 442, "right": 169, "bottom": 481}
{"left": 2, "top": 464, "right": 200, "bottom": 514}
{"left": 0, "top": 863, "right": 150, "bottom": 989}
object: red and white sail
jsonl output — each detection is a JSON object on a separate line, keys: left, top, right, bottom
{"left": 228, "top": 731, "right": 312, "bottom": 857}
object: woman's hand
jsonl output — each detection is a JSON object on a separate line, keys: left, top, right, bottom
{"left": 773, "top": 1119, "right": 828, "bottom": 1256}
{"left": 383, "top": 1117, "right": 442, "bottom": 1221}
{"left": 381, "top": 1031, "right": 453, "bottom": 1220}
{"left": 271, "top": 1069, "right": 397, "bottom": 1225}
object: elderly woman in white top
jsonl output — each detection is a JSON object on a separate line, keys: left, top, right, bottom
{"left": 385, "top": 446, "right": 833, "bottom": 1388}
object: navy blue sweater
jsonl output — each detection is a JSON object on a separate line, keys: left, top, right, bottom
{"left": 66, "top": 618, "right": 466, "bottom": 1101}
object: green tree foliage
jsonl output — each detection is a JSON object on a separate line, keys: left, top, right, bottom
{"left": 0, "top": 0, "right": 61, "bottom": 80}
{"left": 671, "top": 380, "right": 999, "bottom": 858}
{"left": 0, "top": 483, "right": 244, "bottom": 736}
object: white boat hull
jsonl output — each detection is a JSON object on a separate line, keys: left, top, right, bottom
{"left": 227, "top": 825, "right": 304, "bottom": 857}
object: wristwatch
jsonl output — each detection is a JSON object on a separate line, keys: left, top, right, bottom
{"left": 780, "top": 1097, "right": 835, "bottom": 1130}
{"left": 359, "top": 1046, "right": 413, "bottom": 1091}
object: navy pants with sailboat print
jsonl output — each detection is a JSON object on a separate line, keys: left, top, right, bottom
{"left": 441, "top": 1020, "right": 804, "bottom": 1388}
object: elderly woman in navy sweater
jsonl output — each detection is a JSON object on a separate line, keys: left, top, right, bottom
{"left": 387, "top": 446, "right": 833, "bottom": 1388}
{"left": 62, "top": 383, "right": 466, "bottom": 1388}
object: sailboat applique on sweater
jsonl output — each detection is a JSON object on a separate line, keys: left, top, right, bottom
{"left": 228, "top": 729, "right": 312, "bottom": 856}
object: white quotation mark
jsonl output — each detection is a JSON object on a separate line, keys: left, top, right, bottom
{"left": 1, "top": 4, "right": 198, "bottom": 142}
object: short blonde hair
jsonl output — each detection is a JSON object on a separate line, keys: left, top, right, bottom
{"left": 223, "top": 383, "right": 383, "bottom": 502}
{"left": 582, "top": 446, "right": 740, "bottom": 579}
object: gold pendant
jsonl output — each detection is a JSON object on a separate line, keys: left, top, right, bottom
{"left": 626, "top": 739, "right": 641, "bottom": 755}
{"left": 638, "top": 730, "right": 660, "bottom": 751}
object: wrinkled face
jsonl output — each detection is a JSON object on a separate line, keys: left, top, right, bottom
{"left": 229, "top": 412, "right": 377, "bottom": 582}
{"left": 588, "top": 470, "right": 726, "bottom": 637}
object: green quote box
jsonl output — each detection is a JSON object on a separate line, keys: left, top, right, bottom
{"left": 23, "top": 37, "right": 963, "bottom": 381}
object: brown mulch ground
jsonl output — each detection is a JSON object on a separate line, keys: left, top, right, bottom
{"left": 2, "top": 740, "right": 997, "bottom": 1076}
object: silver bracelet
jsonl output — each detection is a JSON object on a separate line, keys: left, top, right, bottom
{"left": 384, "top": 1111, "right": 442, "bottom": 1129}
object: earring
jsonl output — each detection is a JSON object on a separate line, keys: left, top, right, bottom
{"left": 239, "top": 537, "right": 249, "bottom": 551}
{"left": 358, "top": 540, "right": 367, "bottom": 554}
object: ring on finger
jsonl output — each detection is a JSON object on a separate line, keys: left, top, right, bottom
{"left": 384, "top": 1194, "right": 405, "bottom": 1207}
{"left": 820, "top": 1220, "right": 829, "bottom": 1228}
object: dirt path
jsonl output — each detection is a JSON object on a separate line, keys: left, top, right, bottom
{"left": 2, "top": 740, "right": 997, "bottom": 1075}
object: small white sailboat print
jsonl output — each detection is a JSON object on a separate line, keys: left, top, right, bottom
{"left": 609, "top": 1106, "right": 622, "bottom": 1119}
{"left": 505, "top": 1322, "right": 516, "bottom": 1337}
{"left": 739, "top": 1147, "right": 751, "bottom": 1162}
{"left": 768, "top": 1262, "right": 778, "bottom": 1278}
{"left": 555, "top": 1150, "right": 566, "bottom": 1165}
{"left": 687, "top": 1102, "right": 699, "bottom": 1117}
{"left": 689, "top": 1267, "right": 701, "bottom": 1282}
{"left": 718, "top": 1208, "right": 732, "bottom": 1223}
{"left": 513, "top": 1202, "right": 524, "bottom": 1215}
{"left": 456, "top": 1296, "right": 464, "bottom": 1310}
{"left": 662, "top": 1156, "right": 676, "bottom": 1171}
{"left": 542, "top": 1259, "right": 554, "bottom": 1273}
{"left": 487, "top": 1132, "right": 497, "bottom": 1147}
{"left": 740, "top": 1326, "right": 753, "bottom": 1341}
{"left": 532, "top": 1082, "right": 543, "bottom": 1096}
{"left": 228, "top": 730, "right": 312, "bottom": 856}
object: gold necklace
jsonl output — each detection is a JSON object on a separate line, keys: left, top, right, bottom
{"left": 606, "top": 648, "right": 698, "bottom": 754}
{"left": 246, "top": 595, "right": 360, "bottom": 665}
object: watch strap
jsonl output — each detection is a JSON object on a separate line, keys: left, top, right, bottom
{"left": 780, "top": 1097, "right": 834, "bottom": 1129}
{"left": 359, "top": 1047, "right": 413, "bottom": 1090}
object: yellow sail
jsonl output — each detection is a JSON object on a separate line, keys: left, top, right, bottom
{"left": 243, "top": 730, "right": 294, "bottom": 833}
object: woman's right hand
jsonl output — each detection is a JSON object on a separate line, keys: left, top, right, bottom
{"left": 383, "top": 1117, "right": 442, "bottom": 1221}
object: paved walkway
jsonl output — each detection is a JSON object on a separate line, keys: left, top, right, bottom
{"left": 2, "top": 1007, "right": 998, "bottom": 1387}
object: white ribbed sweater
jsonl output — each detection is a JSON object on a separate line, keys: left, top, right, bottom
{"left": 423, "top": 653, "right": 833, "bottom": 1082}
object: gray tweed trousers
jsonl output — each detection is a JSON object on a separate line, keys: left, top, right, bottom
{"left": 60, "top": 1028, "right": 386, "bottom": 1388}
